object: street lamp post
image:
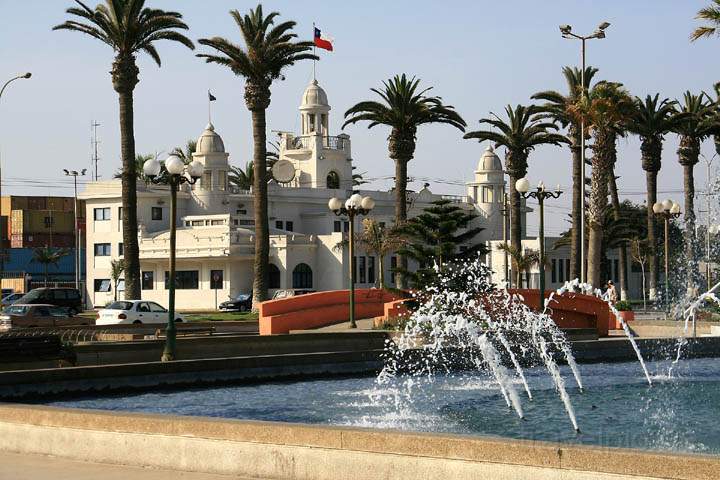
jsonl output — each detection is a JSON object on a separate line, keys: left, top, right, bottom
{"left": 560, "top": 23, "right": 609, "bottom": 284}
{"left": 328, "top": 193, "right": 375, "bottom": 328}
{"left": 0, "top": 72, "right": 31, "bottom": 272}
{"left": 63, "top": 169, "right": 86, "bottom": 291}
{"left": 143, "top": 155, "right": 204, "bottom": 361}
{"left": 516, "top": 178, "right": 563, "bottom": 311}
{"left": 653, "top": 199, "right": 682, "bottom": 305}
{"left": 710, "top": 224, "right": 720, "bottom": 288}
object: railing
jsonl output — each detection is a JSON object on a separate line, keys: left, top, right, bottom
{"left": 440, "top": 195, "right": 467, "bottom": 204}
{"left": 286, "top": 135, "right": 347, "bottom": 151}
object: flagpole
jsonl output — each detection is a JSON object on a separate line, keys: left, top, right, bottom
{"left": 208, "top": 90, "right": 211, "bottom": 124}
{"left": 312, "top": 23, "right": 316, "bottom": 80}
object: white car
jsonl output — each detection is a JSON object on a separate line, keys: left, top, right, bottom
{"left": 96, "top": 300, "right": 184, "bottom": 325}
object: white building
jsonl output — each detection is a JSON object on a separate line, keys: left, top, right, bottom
{"left": 80, "top": 79, "right": 640, "bottom": 309}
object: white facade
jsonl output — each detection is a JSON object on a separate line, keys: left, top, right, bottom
{"left": 80, "top": 80, "right": 524, "bottom": 310}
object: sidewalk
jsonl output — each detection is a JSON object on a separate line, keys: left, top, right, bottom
{"left": 0, "top": 451, "right": 258, "bottom": 480}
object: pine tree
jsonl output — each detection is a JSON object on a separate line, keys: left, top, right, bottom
{"left": 395, "top": 199, "right": 485, "bottom": 288}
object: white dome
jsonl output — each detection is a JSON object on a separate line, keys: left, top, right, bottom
{"left": 478, "top": 145, "right": 502, "bottom": 171}
{"left": 196, "top": 123, "right": 225, "bottom": 154}
{"left": 300, "top": 79, "right": 329, "bottom": 109}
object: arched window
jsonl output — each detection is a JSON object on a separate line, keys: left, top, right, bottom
{"left": 292, "top": 263, "right": 313, "bottom": 289}
{"left": 326, "top": 171, "right": 340, "bottom": 189}
{"left": 269, "top": 264, "right": 281, "bottom": 289}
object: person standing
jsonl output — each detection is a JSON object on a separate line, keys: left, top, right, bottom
{"left": 607, "top": 280, "right": 618, "bottom": 305}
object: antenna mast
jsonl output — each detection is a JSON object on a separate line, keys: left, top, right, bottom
{"left": 91, "top": 121, "right": 101, "bottom": 181}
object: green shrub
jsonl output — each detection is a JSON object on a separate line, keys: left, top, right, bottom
{"left": 615, "top": 300, "right": 633, "bottom": 312}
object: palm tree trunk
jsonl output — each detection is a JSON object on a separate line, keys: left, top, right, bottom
{"left": 118, "top": 89, "right": 140, "bottom": 300}
{"left": 570, "top": 136, "right": 582, "bottom": 280}
{"left": 251, "top": 108, "right": 270, "bottom": 306}
{"left": 684, "top": 163, "right": 697, "bottom": 290}
{"left": 645, "top": 170, "right": 659, "bottom": 300}
{"left": 588, "top": 153, "right": 610, "bottom": 288}
{"left": 509, "top": 173, "right": 522, "bottom": 279}
{"left": 608, "top": 172, "right": 629, "bottom": 300}
{"left": 395, "top": 158, "right": 408, "bottom": 288}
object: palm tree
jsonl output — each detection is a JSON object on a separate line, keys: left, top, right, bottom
{"left": 171, "top": 140, "right": 197, "bottom": 163}
{"left": 625, "top": 94, "right": 682, "bottom": 300}
{"left": 31, "top": 247, "right": 70, "bottom": 284}
{"left": 672, "top": 91, "right": 714, "bottom": 288}
{"left": 464, "top": 104, "right": 568, "bottom": 281}
{"left": 691, "top": 1, "right": 720, "bottom": 41}
{"left": 110, "top": 259, "right": 125, "bottom": 302}
{"left": 496, "top": 243, "right": 542, "bottom": 289}
{"left": 229, "top": 162, "right": 254, "bottom": 191}
{"left": 532, "top": 66, "right": 598, "bottom": 281}
{"left": 570, "top": 81, "right": 634, "bottom": 287}
{"left": 197, "top": 5, "right": 316, "bottom": 306}
{"left": 343, "top": 74, "right": 466, "bottom": 287}
{"left": 54, "top": 0, "right": 194, "bottom": 300}
{"left": 355, "top": 218, "right": 406, "bottom": 288}
{"left": 114, "top": 153, "right": 154, "bottom": 180}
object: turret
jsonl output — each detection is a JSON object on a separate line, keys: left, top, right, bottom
{"left": 190, "top": 123, "right": 230, "bottom": 214}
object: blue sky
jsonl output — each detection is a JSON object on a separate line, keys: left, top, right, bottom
{"left": 0, "top": 0, "right": 718, "bottom": 235}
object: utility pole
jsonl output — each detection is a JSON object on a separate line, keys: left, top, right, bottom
{"left": 64, "top": 169, "right": 86, "bottom": 290}
{"left": 502, "top": 190, "right": 510, "bottom": 287}
{"left": 91, "top": 121, "right": 101, "bottom": 181}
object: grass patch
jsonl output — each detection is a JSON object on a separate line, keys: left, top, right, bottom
{"left": 183, "top": 311, "right": 258, "bottom": 322}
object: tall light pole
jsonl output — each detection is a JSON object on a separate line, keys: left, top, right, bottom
{"left": 0, "top": 72, "right": 31, "bottom": 272}
{"left": 329, "top": 193, "right": 375, "bottom": 328}
{"left": 653, "top": 199, "right": 682, "bottom": 305}
{"left": 63, "top": 169, "right": 86, "bottom": 290}
{"left": 701, "top": 152, "right": 717, "bottom": 291}
{"left": 516, "top": 178, "right": 563, "bottom": 311}
{"left": 710, "top": 224, "right": 720, "bottom": 289}
{"left": 143, "top": 155, "right": 204, "bottom": 361}
{"left": 560, "top": 22, "right": 609, "bottom": 283}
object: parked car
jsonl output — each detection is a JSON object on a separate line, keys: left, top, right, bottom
{"left": 96, "top": 300, "right": 184, "bottom": 325}
{"left": 219, "top": 292, "right": 253, "bottom": 312}
{"left": 1, "top": 292, "right": 24, "bottom": 308}
{"left": 271, "top": 289, "right": 316, "bottom": 300}
{"left": 14, "top": 288, "right": 83, "bottom": 316}
{"left": 0, "top": 304, "right": 91, "bottom": 330}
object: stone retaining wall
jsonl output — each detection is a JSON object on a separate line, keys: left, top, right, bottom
{"left": 0, "top": 404, "right": 715, "bottom": 480}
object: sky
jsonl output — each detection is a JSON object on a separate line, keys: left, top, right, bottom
{"left": 0, "top": 0, "right": 719, "bottom": 236}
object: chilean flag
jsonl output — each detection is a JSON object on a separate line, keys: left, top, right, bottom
{"left": 314, "top": 27, "right": 333, "bottom": 51}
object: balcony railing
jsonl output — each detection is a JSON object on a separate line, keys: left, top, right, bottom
{"left": 286, "top": 135, "right": 347, "bottom": 151}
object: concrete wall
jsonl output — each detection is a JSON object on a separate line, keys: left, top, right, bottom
{"left": 0, "top": 404, "right": 716, "bottom": 480}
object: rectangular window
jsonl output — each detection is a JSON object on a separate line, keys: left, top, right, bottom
{"left": 210, "top": 270, "right": 223, "bottom": 289}
{"left": 218, "top": 170, "right": 227, "bottom": 191}
{"left": 482, "top": 186, "right": 494, "bottom": 203}
{"left": 118, "top": 207, "right": 123, "bottom": 230}
{"left": 94, "top": 279, "right": 111, "bottom": 292}
{"left": 343, "top": 221, "right": 349, "bottom": 233}
{"left": 275, "top": 220, "right": 283, "bottom": 229}
{"left": 151, "top": 207, "right": 163, "bottom": 221}
{"left": 201, "top": 171, "right": 211, "bottom": 191}
{"left": 285, "top": 221, "right": 294, "bottom": 232}
{"left": 559, "top": 259, "right": 565, "bottom": 283}
{"left": 164, "top": 270, "right": 199, "bottom": 290}
{"left": 359, "top": 256, "right": 366, "bottom": 283}
{"left": 552, "top": 259, "right": 557, "bottom": 283}
{"left": 94, "top": 207, "right": 111, "bottom": 221}
{"left": 94, "top": 243, "right": 111, "bottom": 256}
{"left": 142, "top": 271, "right": 154, "bottom": 290}
{"left": 333, "top": 221, "right": 341, "bottom": 232}
{"left": 118, "top": 243, "right": 124, "bottom": 256}
{"left": 368, "top": 256, "right": 375, "bottom": 284}
{"left": 210, "top": 219, "right": 224, "bottom": 226}
{"left": 191, "top": 220, "right": 204, "bottom": 226}
{"left": 614, "top": 259, "right": 620, "bottom": 282}
{"left": 565, "top": 259, "right": 570, "bottom": 283}
{"left": 390, "top": 256, "right": 397, "bottom": 285}
{"left": 44, "top": 216, "right": 54, "bottom": 228}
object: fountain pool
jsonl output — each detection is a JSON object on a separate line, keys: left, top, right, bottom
{"left": 46, "top": 357, "right": 720, "bottom": 455}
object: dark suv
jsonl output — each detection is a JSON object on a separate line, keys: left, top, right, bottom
{"left": 14, "top": 288, "right": 83, "bottom": 316}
